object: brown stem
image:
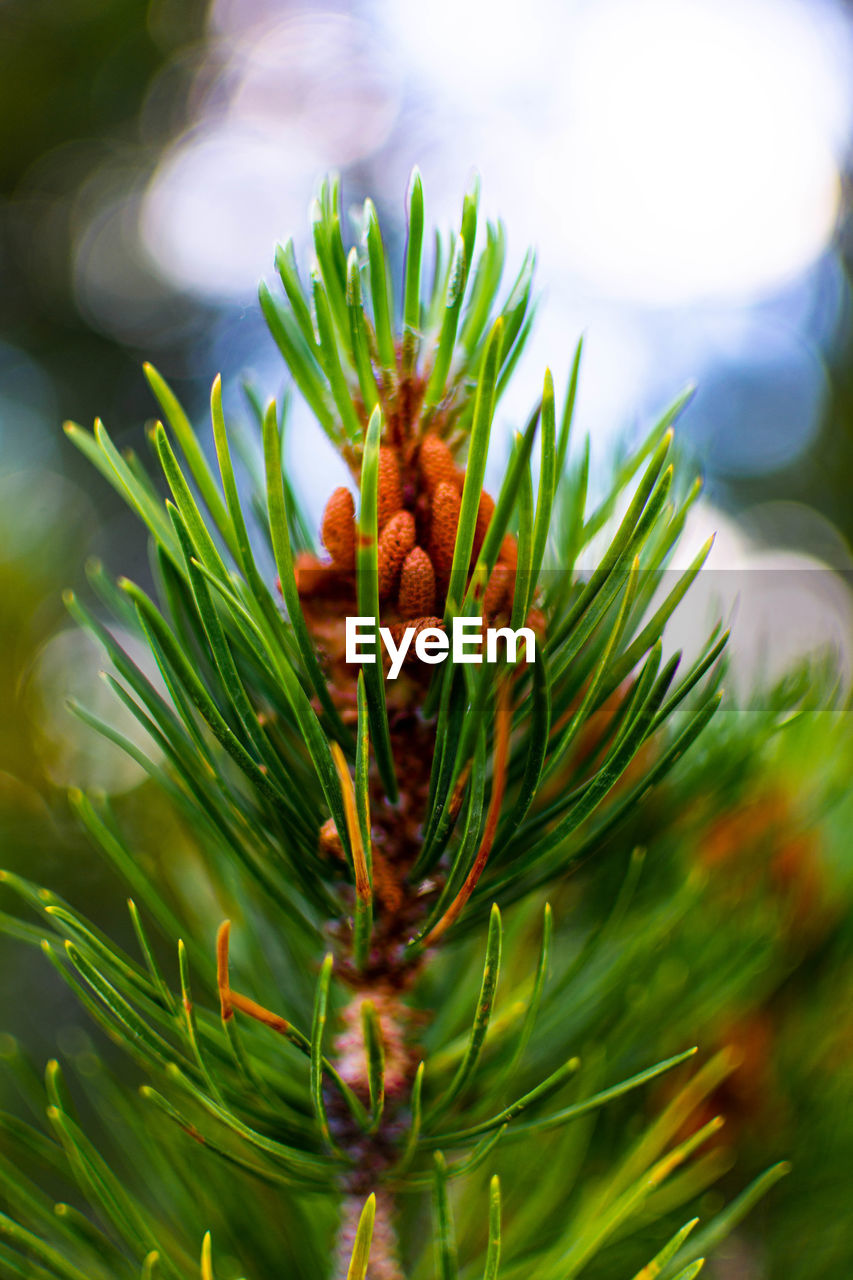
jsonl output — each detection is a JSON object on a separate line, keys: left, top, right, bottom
{"left": 336, "top": 1189, "right": 404, "bottom": 1280}
{"left": 332, "top": 984, "right": 419, "bottom": 1277}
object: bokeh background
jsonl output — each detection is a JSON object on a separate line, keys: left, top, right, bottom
{"left": 2, "top": 1, "right": 853, "bottom": 1276}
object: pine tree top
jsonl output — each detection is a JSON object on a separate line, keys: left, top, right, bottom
{"left": 0, "top": 170, "right": 796, "bottom": 1280}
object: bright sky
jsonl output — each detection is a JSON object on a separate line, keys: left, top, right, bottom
{"left": 131, "top": 0, "right": 853, "bottom": 487}
{"left": 143, "top": 0, "right": 853, "bottom": 305}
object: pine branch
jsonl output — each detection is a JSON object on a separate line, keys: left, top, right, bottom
{"left": 0, "top": 170, "right": 801, "bottom": 1280}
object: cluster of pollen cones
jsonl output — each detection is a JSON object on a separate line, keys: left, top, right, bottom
{"left": 294, "top": 430, "right": 537, "bottom": 720}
